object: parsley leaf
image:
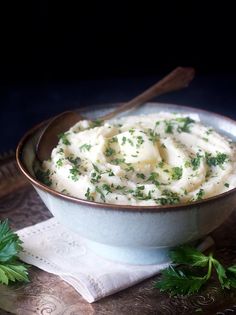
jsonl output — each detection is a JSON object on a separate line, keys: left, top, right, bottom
{"left": 0, "top": 220, "right": 29, "bottom": 285}
{"left": 80, "top": 144, "right": 92, "bottom": 152}
{"left": 205, "top": 153, "right": 228, "bottom": 167}
{"left": 155, "top": 245, "right": 236, "bottom": 296}
{"left": 58, "top": 132, "right": 71, "bottom": 145}
{"left": 171, "top": 167, "right": 183, "bottom": 180}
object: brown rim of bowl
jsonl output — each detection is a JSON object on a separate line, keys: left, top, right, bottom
{"left": 16, "top": 102, "right": 236, "bottom": 212}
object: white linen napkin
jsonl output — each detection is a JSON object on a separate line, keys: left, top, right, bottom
{"left": 17, "top": 218, "right": 214, "bottom": 303}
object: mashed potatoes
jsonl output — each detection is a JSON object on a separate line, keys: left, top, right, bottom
{"left": 37, "top": 112, "right": 236, "bottom": 206}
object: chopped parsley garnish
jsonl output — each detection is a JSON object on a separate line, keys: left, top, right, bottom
{"left": 156, "top": 190, "right": 180, "bottom": 205}
{"left": 109, "top": 137, "right": 118, "bottom": 143}
{"left": 224, "top": 183, "right": 229, "bottom": 188}
{"left": 191, "top": 153, "right": 202, "bottom": 171}
{"left": 69, "top": 166, "right": 80, "bottom": 181}
{"left": 196, "top": 188, "right": 205, "bottom": 201}
{"left": 102, "top": 184, "right": 112, "bottom": 194}
{"left": 136, "top": 173, "right": 145, "bottom": 180}
{"left": 132, "top": 186, "right": 152, "bottom": 200}
{"left": 95, "top": 186, "right": 106, "bottom": 202}
{"left": 56, "top": 159, "right": 63, "bottom": 167}
{"left": 107, "top": 169, "right": 115, "bottom": 176}
{"left": 80, "top": 144, "right": 92, "bottom": 152}
{"left": 129, "top": 128, "right": 135, "bottom": 135}
{"left": 127, "top": 139, "right": 134, "bottom": 146}
{"left": 171, "top": 167, "right": 183, "bottom": 180}
{"left": 148, "top": 129, "right": 159, "bottom": 143}
{"left": 136, "top": 136, "right": 144, "bottom": 147}
{"left": 147, "top": 172, "right": 160, "bottom": 186}
{"left": 92, "top": 163, "right": 100, "bottom": 173}
{"left": 205, "top": 153, "right": 228, "bottom": 167}
{"left": 68, "top": 156, "right": 81, "bottom": 166}
{"left": 36, "top": 169, "right": 52, "bottom": 186}
{"left": 58, "top": 132, "right": 71, "bottom": 145}
{"left": 121, "top": 136, "right": 127, "bottom": 145}
{"left": 105, "top": 147, "right": 116, "bottom": 157}
{"left": 164, "top": 121, "right": 173, "bottom": 134}
{"left": 111, "top": 158, "right": 125, "bottom": 165}
{"left": 176, "top": 117, "right": 195, "bottom": 133}
{"left": 85, "top": 188, "right": 94, "bottom": 201}
{"left": 90, "top": 172, "right": 101, "bottom": 184}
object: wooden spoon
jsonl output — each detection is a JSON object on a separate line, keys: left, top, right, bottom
{"left": 36, "top": 67, "right": 195, "bottom": 162}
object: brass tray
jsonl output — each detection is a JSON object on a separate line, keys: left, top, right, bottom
{"left": 0, "top": 152, "right": 236, "bottom": 315}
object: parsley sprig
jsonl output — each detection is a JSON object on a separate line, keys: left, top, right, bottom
{"left": 0, "top": 220, "right": 29, "bottom": 285}
{"left": 155, "top": 245, "right": 236, "bottom": 295}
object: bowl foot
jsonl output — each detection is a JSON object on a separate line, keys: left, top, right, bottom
{"left": 85, "top": 239, "right": 171, "bottom": 265}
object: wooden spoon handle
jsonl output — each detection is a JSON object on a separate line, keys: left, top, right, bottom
{"left": 101, "top": 67, "right": 195, "bottom": 120}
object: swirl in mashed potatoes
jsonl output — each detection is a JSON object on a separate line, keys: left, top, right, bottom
{"left": 37, "top": 112, "right": 236, "bottom": 206}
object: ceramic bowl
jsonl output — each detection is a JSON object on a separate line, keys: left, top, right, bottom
{"left": 16, "top": 103, "right": 236, "bottom": 265}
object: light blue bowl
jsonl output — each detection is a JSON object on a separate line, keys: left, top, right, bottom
{"left": 16, "top": 103, "right": 236, "bottom": 265}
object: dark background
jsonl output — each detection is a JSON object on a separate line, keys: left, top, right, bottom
{"left": 1, "top": 2, "right": 236, "bottom": 152}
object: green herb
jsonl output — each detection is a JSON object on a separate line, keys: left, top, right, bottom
{"left": 196, "top": 188, "right": 205, "bottom": 200}
{"left": 206, "top": 128, "right": 213, "bottom": 135}
{"left": 191, "top": 154, "right": 202, "bottom": 171}
{"left": 36, "top": 169, "right": 52, "bottom": 186}
{"left": 224, "top": 183, "right": 229, "bottom": 188}
{"left": 156, "top": 190, "right": 180, "bottom": 205}
{"left": 56, "top": 158, "right": 63, "bottom": 167}
{"left": 90, "top": 172, "right": 101, "bottom": 184}
{"left": 80, "top": 144, "right": 92, "bottom": 152}
{"left": 155, "top": 245, "right": 236, "bottom": 295}
{"left": 125, "top": 165, "right": 135, "bottom": 172}
{"left": 92, "top": 163, "right": 100, "bottom": 173}
{"left": 129, "top": 128, "right": 135, "bottom": 135}
{"left": 164, "top": 121, "right": 173, "bottom": 134}
{"left": 109, "top": 137, "right": 118, "bottom": 143}
{"left": 147, "top": 172, "right": 160, "bottom": 186}
{"left": 69, "top": 166, "right": 80, "bottom": 181}
{"left": 158, "top": 161, "right": 164, "bottom": 168}
{"left": 95, "top": 186, "right": 106, "bottom": 202}
{"left": 107, "top": 169, "right": 115, "bottom": 176}
{"left": 171, "top": 167, "right": 183, "bottom": 180}
{"left": 102, "top": 184, "right": 112, "bottom": 194}
{"left": 136, "top": 173, "right": 145, "bottom": 180}
{"left": 0, "top": 220, "right": 29, "bottom": 285}
{"left": 111, "top": 158, "right": 125, "bottom": 165}
{"left": 68, "top": 156, "right": 81, "bottom": 166}
{"left": 132, "top": 186, "right": 152, "bottom": 200}
{"left": 105, "top": 147, "right": 116, "bottom": 157}
{"left": 58, "top": 132, "right": 71, "bottom": 145}
{"left": 202, "top": 137, "right": 208, "bottom": 142}
{"left": 206, "top": 153, "right": 228, "bottom": 167}
{"left": 176, "top": 117, "right": 195, "bottom": 133}
{"left": 136, "top": 136, "right": 144, "bottom": 147}
{"left": 127, "top": 139, "right": 134, "bottom": 146}
{"left": 85, "top": 188, "right": 94, "bottom": 201}
{"left": 184, "top": 160, "right": 191, "bottom": 168}
{"left": 121, "top": 136, "right": 127, "bottom": 145}
{"left": 148, "top": 129, "right": 159, "bottom": 143}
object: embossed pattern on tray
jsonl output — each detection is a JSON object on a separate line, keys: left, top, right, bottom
{"left": 0, "top": 152, "right": 236, "bottom": 314}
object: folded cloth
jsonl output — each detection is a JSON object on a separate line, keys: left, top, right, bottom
{"left": 17, "top": 218, "right": 214, "bottom": 303}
